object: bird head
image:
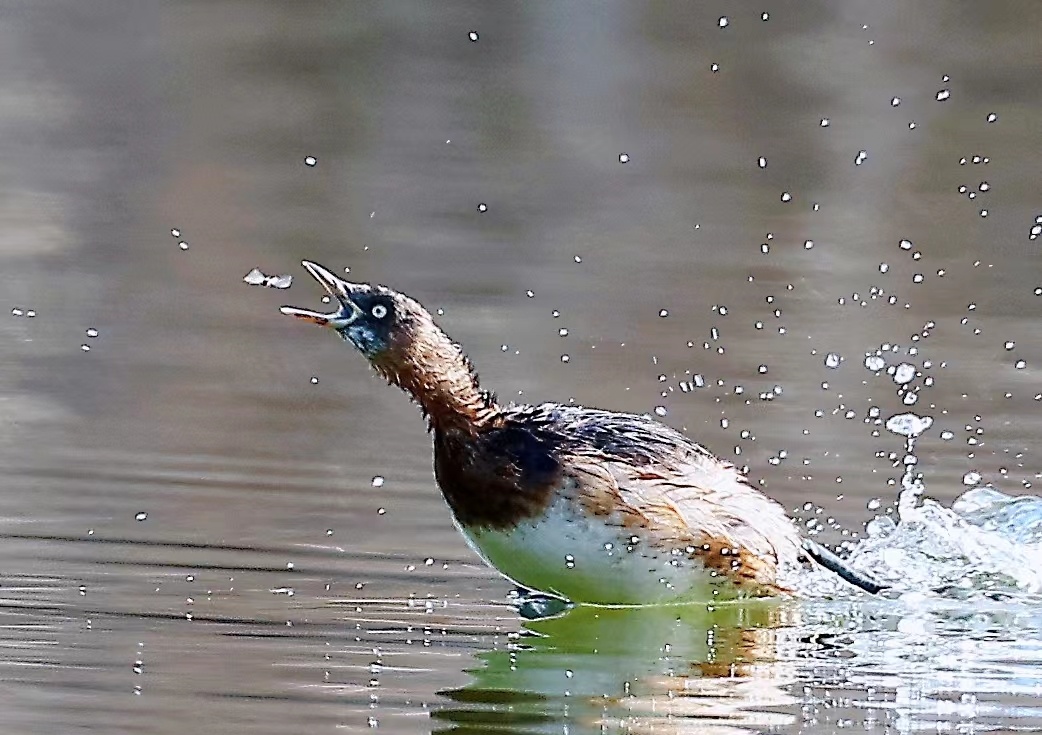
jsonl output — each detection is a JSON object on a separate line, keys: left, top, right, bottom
{"left": 280, "top": 260, "right": 423, "bottom": 361}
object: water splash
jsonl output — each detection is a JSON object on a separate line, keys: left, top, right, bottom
{"left": 844, "top": 486, "right": 1042, "bottom": 599}
{"left": 797, "top": 406, "right": 1042, "bottom": 602}
{"left": 796, "top": 483, "right": 1042, "bottom": 602}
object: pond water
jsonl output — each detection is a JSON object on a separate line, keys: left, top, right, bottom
{"left": 3, "top": 1, "right": 1042, "bottom": 733}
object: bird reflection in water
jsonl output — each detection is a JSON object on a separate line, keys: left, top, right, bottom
{"left": 433, "top": 600, "right": 801, "bottom": 734}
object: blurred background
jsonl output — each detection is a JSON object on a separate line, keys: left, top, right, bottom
{"left": 2, "top": 2, "right": 1042, "bottom": 733}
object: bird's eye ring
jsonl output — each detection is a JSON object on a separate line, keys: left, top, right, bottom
{"left": 371, "top": 304, "right": 388, "bottom": 319}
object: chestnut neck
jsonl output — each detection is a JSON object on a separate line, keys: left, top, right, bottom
{"left": 373, "top": 318, "right": 498, "bottom": 433}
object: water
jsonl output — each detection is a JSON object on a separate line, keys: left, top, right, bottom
{"left": 4, "top": 1, "right": 1042, "bottom": 732}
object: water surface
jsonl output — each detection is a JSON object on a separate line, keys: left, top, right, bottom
{"left": 3, "top": 1, "right": 1042, "bottom": 732}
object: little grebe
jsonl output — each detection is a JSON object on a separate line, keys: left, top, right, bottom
{"left": 282, "top": 261, "right": 885, "bottom": 605}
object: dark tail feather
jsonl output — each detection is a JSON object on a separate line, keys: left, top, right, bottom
{"left": 801, "top": 539, "right": 889, "bottom": 595}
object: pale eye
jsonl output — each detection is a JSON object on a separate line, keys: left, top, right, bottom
{"left": 371, "top": 304, "right": 388, "bottom": 319}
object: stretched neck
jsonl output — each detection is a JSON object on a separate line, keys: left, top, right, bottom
{"left": 373, "top": 321, "right": 498, "bottom": 432}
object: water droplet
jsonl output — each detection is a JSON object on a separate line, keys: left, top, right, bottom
{"left": 962, "top": 471, "right": 982, "bottom": 486}
{"left": 170, "top": 228, "right": 180, "bottom": 237}
{"left": 717, "top": 16, "right": 729, "bottom": 28}
{"left": 757, "top": 156, "right": 767, "bottom": 169}
{"left": 658, "top": 309, "right": 669, "bottom": 317}
{"left": 884, "top": 412, "right": 933, "bottom": 438}
{"left": 986, "top": 112, "right": 997, "bottom": 123}
{"left": 178, "top": 241, "right": 189, "bottom": 251}
{"left": 761, "top": 12, "right": 770, "bottom": 20}
{"left": 936, "top": 89, "right": 951, "bottom": 101}
{"left": 1015, "top": 359, "right": 1027, "bottom": 370}
{"left": 892, "top": 363, "right": 916, "bottom": 384}
{"left": 824, "top": 353, "right": 842, "bottom": 369}
{"left": 310, "top": 377, "right": 319, "bottom": 384}
{"left": 477, "top": 203, "right": 488, "bottom": 213}
{"left": 558, "top": 328, "right": 568, "bottom": 337}
{"left": 135, "top": 511, "right": 148, "bottom": 521}
{"left": 371, "top": 476, "right": 385, "bottom": 488}
{"left": 757, "top": 365, "right": 768, "bottom": 374}
{"left": 80, "top": 344, "right": 91, "bottom": 352}
{"left": 854, "top": 150, "right": 868, "bottom": 166}
{"left": 899, "top": 239, "right": 913, "bottom": 250}
{"left": 820, "top": 118, "right": 830, "bottom": 127}
{"left": 879, "top": 263, "right": 889, "bottom": 273}
{"left": 573, "top": 255, "right": 582, "bottom": 263}
{"left": 468, "top": 30, "right": 479, "bottom": 42}
{"left": 654, "top": 406, "right": 667, "bottom": 417}
{"left": 867, "top": 498, "right": 882, "bottom": 510}
{"left": 780, "top": 191, "right": 792, "bottom": 202}
{"left": 377, "top": 508, "right": 386, "bottom": 515}
{"left": 890, "top": 97, "right": 901, "bottom": 107}
{"left": 560, "top": 354, "right": 570, "bottom": 363}
{"left": 1005, "top": 341, "right": 1016, "bottom": 350}
{"left": 85, "top": 328, "right": 99, "bottom": 338}
{"left": 618, "top": 153, "right": 630, "bottom": 164}
{"left": 304, "top": 156, "right": 317, "bottom": 167}
{"left": 710, "top": 62, "right": 720, "bottom": 72}
{"left": 803, "top": 239, "right": 814, "bottom": 249}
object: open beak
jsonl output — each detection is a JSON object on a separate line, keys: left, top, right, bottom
{"left": 280, "top": 260, "right": 360, "bottom": 328}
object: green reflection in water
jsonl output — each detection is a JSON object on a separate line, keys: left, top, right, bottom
{"left": 435, "top": 600, "right": 802, "bottom": 734}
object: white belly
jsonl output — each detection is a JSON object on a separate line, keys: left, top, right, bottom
{"left": 458, "top": 497, "right": 732, "bottom": 605}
